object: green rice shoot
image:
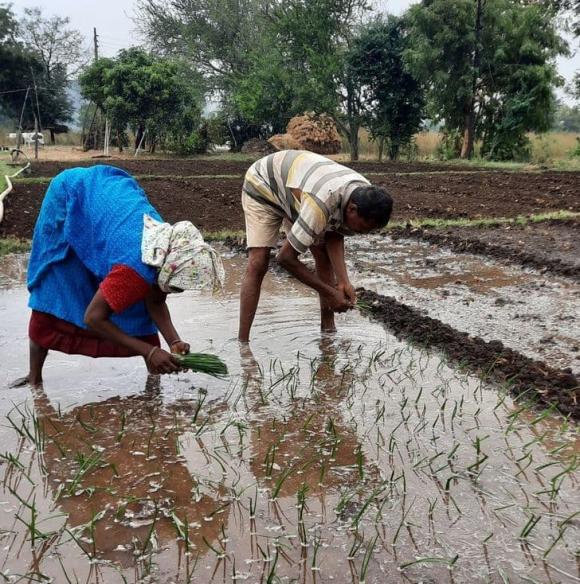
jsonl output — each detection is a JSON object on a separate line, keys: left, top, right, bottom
{"left": 175, "top": 352, "right": 228, "bottom": 377}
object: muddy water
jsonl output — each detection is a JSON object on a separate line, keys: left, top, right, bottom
{"left": 349, "top": 235, "right": 580, "bottom": 374}
{"left": 0, "top": 252, "right": 579, "bottom": 583}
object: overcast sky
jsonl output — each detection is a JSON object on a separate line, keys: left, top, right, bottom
{"left": 14, "top": 0, "right": 580, "bottom": 102}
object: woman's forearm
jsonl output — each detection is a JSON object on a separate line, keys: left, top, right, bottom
{"left": 146, "top": 298, "right": 181, "bottom": 347}
{"left": 85, "top": 292, "right": 152, "bottom": 356}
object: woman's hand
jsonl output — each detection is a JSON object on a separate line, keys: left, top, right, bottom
{"left": 170, "top": 340, "right": 190, "bottom": 355}
{"left": 146, "top": 346, "right": 182, "bottom": 374}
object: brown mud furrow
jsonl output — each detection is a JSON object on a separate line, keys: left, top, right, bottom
{"left": 357, "top": 288, "right": 579, "bottom": 419}
{"left": 390, "top": 224, "right": 580, "bottom": 280}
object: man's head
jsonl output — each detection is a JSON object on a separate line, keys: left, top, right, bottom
{"left": 344, "top": 185, "right": 393, "bottom": 233}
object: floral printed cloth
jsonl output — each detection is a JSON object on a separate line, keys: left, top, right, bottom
{"left": 141, "top": 214, "right": 225, "bottom": 294}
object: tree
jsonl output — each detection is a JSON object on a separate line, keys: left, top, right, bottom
{"left": 79, "top": 49, "right": 205, "bottom": 153}
{"left": 15, "top": 7, "right": 86, "bottom": 142}
{"left": 348, "top": 17, "right": 424, "bottom": 161}
{"left": 406, "top": 0, "right": 567, "bottom": 160}
{"left": 19, "top": 8, "right": 86, "bottom": 80}
{"left": 135, "top": 0, "right": 262, "bottom": 91}
{"left": 265, "top": 0, "right": 371, "bottom": 160}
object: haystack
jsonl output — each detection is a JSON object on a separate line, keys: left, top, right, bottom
{"left": 267, "top": 113, "right": 342, "bottom": 154}
{"left": 286, "top": 113, "right": 342, "bottom": 154}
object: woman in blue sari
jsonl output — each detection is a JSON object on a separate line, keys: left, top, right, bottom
{"left": 16, "top": 165, "right": 224, "bottom": 386}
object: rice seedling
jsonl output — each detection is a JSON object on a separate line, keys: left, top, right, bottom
{"left": 400, "top": 554, "right": 459, "bottom": 570}
{"left": 175, "top": 353, "right": 228, "bottom": 377}
{"left": 359, "top": 534, "right": 378, "bottom": 583}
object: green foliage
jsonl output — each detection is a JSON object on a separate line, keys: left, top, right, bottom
{"left": 552, "top": 102, "right": 580, "bottom": 132}
{"left": 80, "top": 49, "right": 206, "bottom": 153}
{"left": 348, "top": 17, "right": 424, "bottom": 160}
{"left": 406, "top": 0, "right": 567, "bottom": 161}
{"left": 0, "top": 4, "right": 76, "bottom": 135}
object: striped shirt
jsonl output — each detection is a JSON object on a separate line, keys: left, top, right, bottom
{"left": 243, "top": 150, "right": 370, "bottom": 253}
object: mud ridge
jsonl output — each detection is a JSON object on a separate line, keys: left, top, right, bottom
{"left": 357, "top": 288, "right": 579, "bottom": 419}
{"left": 390, "top": 224, "right": 580, "bottom": 280}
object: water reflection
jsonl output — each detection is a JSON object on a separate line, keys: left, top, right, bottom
{"left": 31, "top": 376, "right": 225, "bottom": 567}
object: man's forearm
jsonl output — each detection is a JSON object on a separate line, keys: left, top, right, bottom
{"left": 325, "top": 232, "right": 349, "bottom": 284}
{"left": 278, "top": 253, "right": 336, "bottom": 296}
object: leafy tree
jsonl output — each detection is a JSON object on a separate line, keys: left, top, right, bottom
{"left": 135, "top": 0, "right": 261, "bottom": 91}
{"left": 348, "top": 17, "right": 424, "bottom": 161}
{"left": 79, "top": 49, "right": 205, "bottom": 153}
{"left": 0, "top": 4, "right": 33, "bottom": 123}
{"left": 406, "top": 0, "right": 567, "bottom": 160}
{"left": 266, "top": 0, "right": 370, "bottom": 160}
{"left": 13, "top": 7, "right": 86, "bottom": 142}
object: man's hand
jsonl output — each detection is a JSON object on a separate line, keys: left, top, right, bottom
{"left": 170, "top": 340, "right": 190, "bottom": 355}
{"left": 338, "top": 281, "right": 356, "bottom": 305}
{"left": 323, "top": 289, "right": 353, "bottom": 313}
{"left": 147, "top": 347, "right": 182, "bottom": 374}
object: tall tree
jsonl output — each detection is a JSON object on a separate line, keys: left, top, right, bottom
{"left": 19, "top": 7, "right": 86, "bottom": 81}
{"left": 348, "top": 16, "right": 424, "bottom": 161}
{"left": 135, "top": 0, "right": 261, "bottom": 91}
{"left": 406, "top": 0, "right": 567, "bottom": 160}
{"left": 266, "top": 0, "right": 370, "bottom": 160}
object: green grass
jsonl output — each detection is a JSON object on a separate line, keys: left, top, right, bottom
{"left": 0, "top": 157, "right": 13, "bottom": 193}
{"left": 385, "top": 210, "right": 580, "bottom": 231}
{"left": 0, "top": 238, "right": 31, "bottom": 256}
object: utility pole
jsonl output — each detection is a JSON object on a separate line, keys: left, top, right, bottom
{"left": 93, "top": 27, "right": 99, "bottom": 61}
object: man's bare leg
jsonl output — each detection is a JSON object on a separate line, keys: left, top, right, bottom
{"left": 10, "top": 340, "right": 48, "bottom": 388}
{"left": 310, "top": 244, "right": 336, "bottom": 333}
{"left": 238, "top": 247, "right": 271, "bottom": 342}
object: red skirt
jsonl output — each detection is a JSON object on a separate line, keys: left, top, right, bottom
{"left": 29, "top": 311, "right": 160, "bottom": 358}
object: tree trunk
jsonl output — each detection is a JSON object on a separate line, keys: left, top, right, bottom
{"left": 377, "top": 137, "right": 384, "bottom": 162}
{"left": 135, "top": 125, "right": 145, "bottom": 151}
{"left": 50, "top": 128, "right": 55, "bottom": 145}
{"left": 460, "top": 0, "right": 483, "bottom": 160}
{"left": 349, "top": 128, "right": 359, "bottom": 161}
{"left": 460, "top": 106, "right": 476, "bottom": 159}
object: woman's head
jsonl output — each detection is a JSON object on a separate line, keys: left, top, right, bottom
{"left": 141, "top": 215, "right": 225, "bottom": 294}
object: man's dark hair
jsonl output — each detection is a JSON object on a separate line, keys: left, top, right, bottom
{"left": 351, "top": 185, "right": 393, "bottom": 228}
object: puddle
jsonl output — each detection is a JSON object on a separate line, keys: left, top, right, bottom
{"left": 0, "top": 252, "right": 579, "bottom": 583}
{"left": 349, "top": 235, "right": 580, "bottom": 373}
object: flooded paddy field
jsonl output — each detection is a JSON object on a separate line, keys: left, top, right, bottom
{"left": 1, "top": 252, "right": 579, "bottom": 583}
{"left": 348, "top": 235, "right": 580, "bottom": 377}
{"left": 391, "top": 221, "right": 580, "bottom": 280}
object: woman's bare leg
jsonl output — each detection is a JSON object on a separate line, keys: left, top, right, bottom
{"left": 10, "top": 340, "right": 48, "bottom": 388}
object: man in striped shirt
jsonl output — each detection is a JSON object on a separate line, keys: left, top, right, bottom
{"left": 239, "top": 150, "right": 393, "bottom": 342}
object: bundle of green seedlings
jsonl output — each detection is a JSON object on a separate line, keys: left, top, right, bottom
{"left": 175, "top": 353, "right": 228, "bottom": 377}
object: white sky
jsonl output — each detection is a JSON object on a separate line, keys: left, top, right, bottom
{"left": 13, "top": 0, "right": 580, "bottom": 103}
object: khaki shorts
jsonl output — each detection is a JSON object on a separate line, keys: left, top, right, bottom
{"left": 241, "top": 190, "right": 292, "bottom": 248}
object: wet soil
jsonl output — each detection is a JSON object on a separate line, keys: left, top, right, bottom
{"left": 391, "top": 220, "right": 580, "bottom": 280}
{"left": 28, "top": 158, "right": 503, "bottom": 177}
{"left": 3, "top": 170, "right": 579, "bottom": 239}
{"left": 357, "top": 288, "right": 579, "bottom": 419}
